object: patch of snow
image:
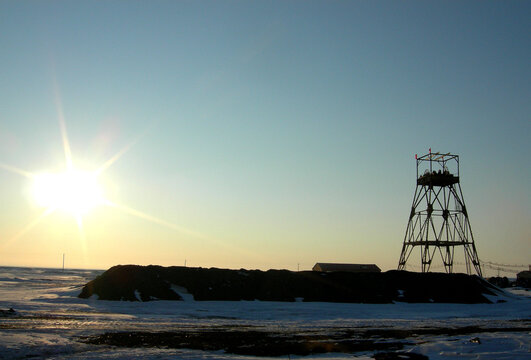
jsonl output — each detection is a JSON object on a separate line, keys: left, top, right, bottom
{"left": 482, "top": 286, "right": 526, "bottom": 304}
{"left": 134, "top": 290, "right": 142, "bottom": 301}
{"left": 0, "top": 331, "right": 91, "bottom": 359}
{"left": 506, "top": 287, "right": 530, "bottom": 297}
{"left": 171, "top": 284, "right": 195, "bottom": 301}
{"left": 408, "top": 332, "right": 531, "bottom": 360}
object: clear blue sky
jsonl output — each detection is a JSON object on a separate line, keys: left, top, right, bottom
{"left": 0, "top": 1, "right": 529, "bottom": 275}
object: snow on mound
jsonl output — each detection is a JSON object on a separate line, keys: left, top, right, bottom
{"left": 170, "top": 285, "right": 194, "bottom": 301}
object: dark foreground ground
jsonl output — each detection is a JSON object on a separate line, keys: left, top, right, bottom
{"left": 80, "top": 322, "right": 531, "bottom": 358}
{"left": 79, "top": 265, "right": 500, "bottom": 303}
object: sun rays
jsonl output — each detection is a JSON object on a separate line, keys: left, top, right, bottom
{"left": 0, "top": 163, "right": 35, "bottom": 179}
{"left": 0, "top": 99, "right": 209, "bottom": 258}
{"left": 3, "top": 207, "right": 56, "bottom": 250}
{"left": 103, "top": 200, "right": 209, "bottom": 241}
{"left": 94, "top": 137, "right": 140, "bottom": 176}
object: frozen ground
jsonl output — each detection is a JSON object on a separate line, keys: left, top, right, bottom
{"left": 0, "top": 267, "right": 529, "bottom": 359}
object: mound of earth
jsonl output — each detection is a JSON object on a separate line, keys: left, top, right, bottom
{"left": 78, "top": 265, "right": 500, "bottom": 304}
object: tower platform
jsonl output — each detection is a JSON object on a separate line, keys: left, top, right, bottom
{"left": 417, "top": 171, "right": 459, "bottom": 186}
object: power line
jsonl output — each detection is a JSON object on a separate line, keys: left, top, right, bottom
{"left": 482, "top": 263, "right": 525, "bottom": 275}
{"left": 481, "top": 260, "right": 528, "bottom": 269}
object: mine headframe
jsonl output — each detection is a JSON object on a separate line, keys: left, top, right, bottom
{"left": 398, "top": 151, "right": 482, "bottom": 276}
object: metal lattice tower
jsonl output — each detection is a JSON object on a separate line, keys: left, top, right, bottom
{"left": 398, "top": 151, "right": 482, "bottom": 276}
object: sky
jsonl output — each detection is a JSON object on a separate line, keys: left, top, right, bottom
{"left": 0, "top": 1, "right": 529, "bottom": 276}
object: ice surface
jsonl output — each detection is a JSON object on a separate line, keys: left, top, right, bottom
{"left": 0, "top": 266, "right": 529, "bottom": 359}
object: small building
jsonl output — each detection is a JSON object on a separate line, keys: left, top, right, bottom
{"left": 516, "top": 270, "right": 531, "bottom": 288}
{"left": 312, "top": 263, "right": 381, "bottom": 273}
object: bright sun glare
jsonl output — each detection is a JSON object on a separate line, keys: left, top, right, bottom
{"left": 0, "top": 89, "right": 204, "bottom": 252}
{"left": 33, "top": 169, "right": 104, "bottom": 215}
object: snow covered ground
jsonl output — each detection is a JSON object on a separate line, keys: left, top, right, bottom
{"left": 0, "top": 266, "right": 529, "bottom": 359}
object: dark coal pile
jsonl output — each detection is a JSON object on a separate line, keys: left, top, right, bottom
{"left": 79, "top": 265, "right": 500, "bottom": 304}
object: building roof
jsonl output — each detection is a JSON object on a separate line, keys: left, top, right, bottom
{"left": 312, "top": 263, "right": 381, "bottom": 273}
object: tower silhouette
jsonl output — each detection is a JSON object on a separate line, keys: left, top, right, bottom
{"left": 398, "top": 151, "right": 482, "bottom": 276}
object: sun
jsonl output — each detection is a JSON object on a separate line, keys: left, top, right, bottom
{"left": 33, "top": 169, "right": 104, "bottom": 215}
{"left": 0, "top": 88, "right": 207, "bottom": 252}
